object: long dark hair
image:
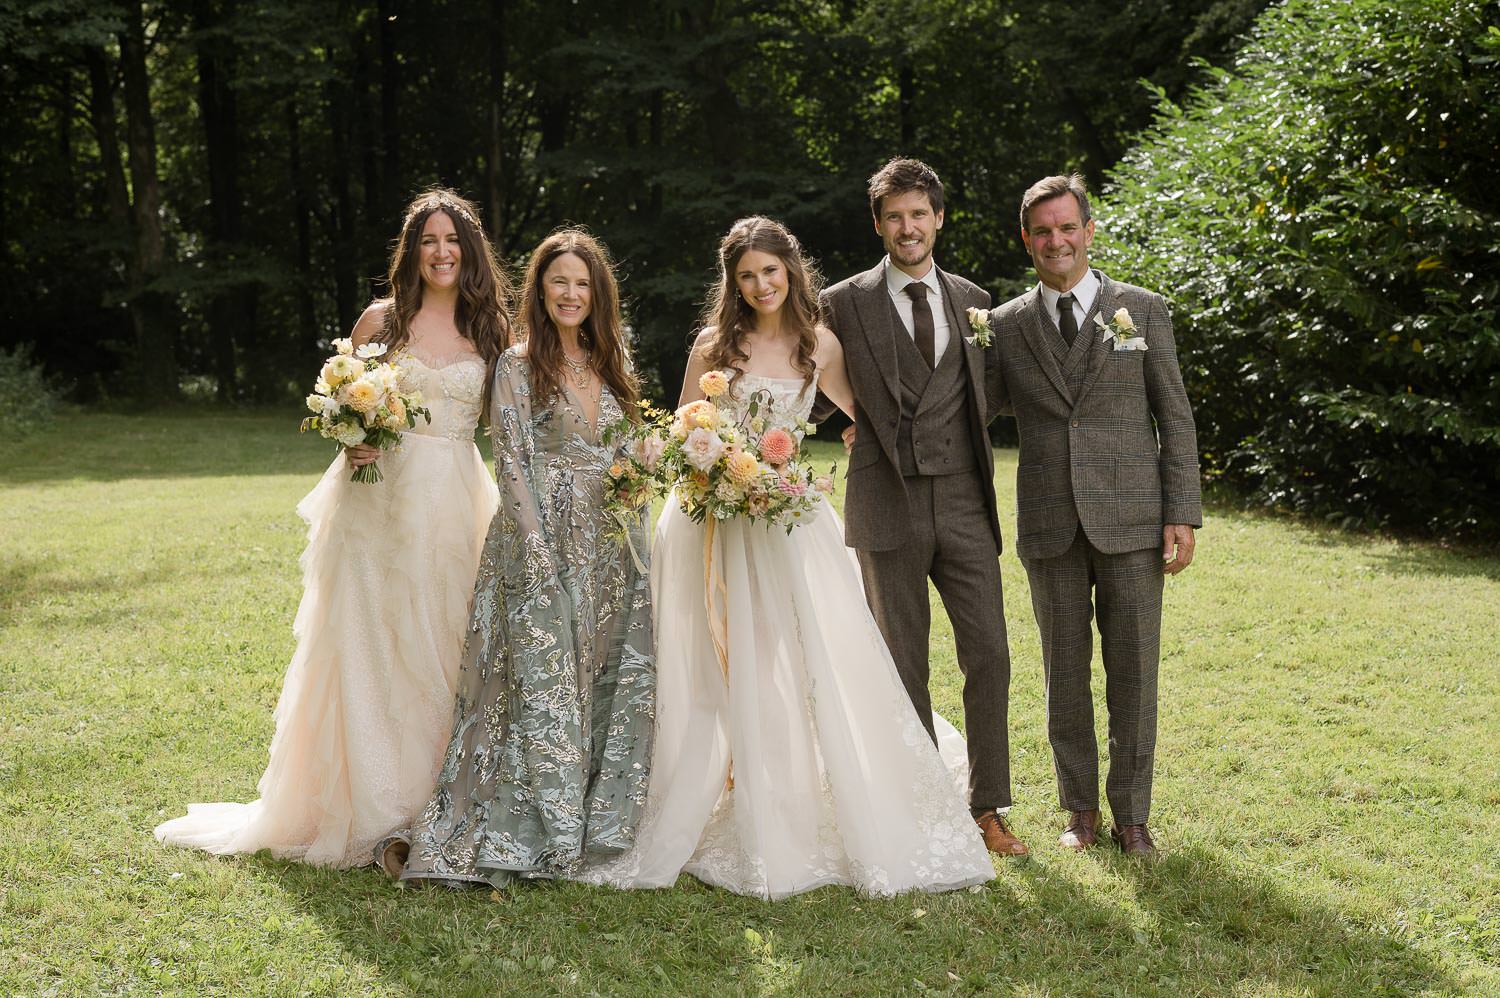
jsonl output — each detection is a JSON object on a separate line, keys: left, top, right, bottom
{"left": 700, "top": 216, "right": 823, "bottom": 393}
{"left": 518, "top": 227, "right": 640, "bottom": 421}
{"left": 374, "top": 188, "right": 514, "bottom": 414}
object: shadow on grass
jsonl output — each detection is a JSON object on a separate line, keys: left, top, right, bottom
{"left": 238, "top": 842, "right": 1462, "bottom": 996}
{"left": 0, "top": 556, "right": 196, "bottom": 630}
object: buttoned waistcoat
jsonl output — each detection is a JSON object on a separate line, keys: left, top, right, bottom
{"left": 822, "top": 262, "right": 999, "bottom": 552}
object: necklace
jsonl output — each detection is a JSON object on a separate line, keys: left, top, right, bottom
{"left": 561, "top": 349, "right": 592, "bottom": 390}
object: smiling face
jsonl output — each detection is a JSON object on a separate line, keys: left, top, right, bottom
{"left": 874, "top": 189, "right": 944, "bottom": 278}
{"left": 1022, "top": 193, "right": 1095, "bottom": 292}
{"left": 542, "top": 251, "right": 592, "bottom": 335}
{"left": 418, "top": 210, "right": 461, "bottom": 292}
{"left": 733, "top": 248, "right": 789, "bottom": 318}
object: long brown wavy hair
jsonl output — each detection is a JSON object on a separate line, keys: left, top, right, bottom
{"left": 373, "top": 188, "right": 514, "bottom": 415}
{"left": 518, "top": 227, "right": 640, "bottom": 421}
{"left": 699, "top": 216, "right": 823, "bottom": 393}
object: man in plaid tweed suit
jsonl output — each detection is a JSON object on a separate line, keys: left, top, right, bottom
{"left": 987, "top": 174, "right": 1201, "bottom": 857}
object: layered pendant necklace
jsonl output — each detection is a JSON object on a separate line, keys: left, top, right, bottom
{"left": 561, "top": 349, "right": 592, "bottom": 390}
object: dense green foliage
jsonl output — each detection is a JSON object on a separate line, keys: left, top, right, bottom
{"left": 1098, "top": 0, "right": 1500, "bottom": 537}
{"left": 0, "top": 0, "right": 1263, "bottom": 403}
{"left": 0, "top": 345, "right": 62, "bottom": 435}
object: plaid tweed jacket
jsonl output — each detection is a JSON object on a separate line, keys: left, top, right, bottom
{"left": 822, "top": 261, "right": 1000, "bottom": 552}
{"left": 987, "top": 270, "right": 1201, "bottom": 561}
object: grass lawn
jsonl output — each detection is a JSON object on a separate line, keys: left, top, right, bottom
{"left": 2, "top": 409, "right": 1497, "bottom": 997}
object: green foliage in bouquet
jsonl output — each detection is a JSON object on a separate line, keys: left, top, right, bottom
{"left": 1097, "top": 0, "right": 1500, "bottom": 537}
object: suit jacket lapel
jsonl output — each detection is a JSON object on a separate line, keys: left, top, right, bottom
{"left": 934, "top": 265, "right": 983, "bottom": 408}
{"left": 1018, "top": 287, "right": 1073, "bottom": 404}
{"left": 1074, "top": 270, "right": 1115, "bottom": 404}
{"left": 847, "top": 264, "right": 902, "bottom": 404}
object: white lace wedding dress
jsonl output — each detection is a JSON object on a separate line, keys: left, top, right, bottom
{"left": 155, "top": 349, "right": 499, "bottom": 868}
{"left": 579, "top": 373, "right": 995, "bottom": 898}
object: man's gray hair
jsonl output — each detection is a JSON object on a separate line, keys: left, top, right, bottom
{"left": 1019, "top": 174, "right": 1092, "bottom": 230}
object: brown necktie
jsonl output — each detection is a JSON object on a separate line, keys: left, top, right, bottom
{"left": 1057, "top": 293, "right": 1078, "bottom": 347}
{"left": 904, "top": 282, "right": 936, "bottom": 369}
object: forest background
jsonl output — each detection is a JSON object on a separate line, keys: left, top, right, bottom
{"left": 2, "top": 0, "right": 1496, "bottom": 537}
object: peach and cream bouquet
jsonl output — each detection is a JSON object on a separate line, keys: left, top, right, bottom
{"left": 603, "top": 369, "right": 836, "bottom": 529}
{"left": 656, "top": 369, "right": 833, "bottom": 530}
{"left": 299, "top": 338, "right": 431, "bottom": 483}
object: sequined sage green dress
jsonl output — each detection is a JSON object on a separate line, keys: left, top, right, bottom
{"left": 399, "top": 346, "right": 655, "bottom": 887}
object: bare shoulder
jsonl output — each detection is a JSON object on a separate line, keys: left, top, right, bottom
{"left": 813, "top": 324, "right": 843, "bottom": 359}
{"left": 351, "top": 300, "right": 389, "bottom": 345}
{"left": 690, "top": 326, "right": 718, "bottom": 359}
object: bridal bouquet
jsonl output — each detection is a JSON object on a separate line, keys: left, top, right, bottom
{"left": 606, "top": 369, "right": 834, "bottom": 531}
{"left": 300, "top": 338, "right": 431, "bottom": 483}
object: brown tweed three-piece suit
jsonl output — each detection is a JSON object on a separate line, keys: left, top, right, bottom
{"left": 821, "top": 261, "right": 1014, "bottom": 813}
{"left": 987, "top": 269, "right": 1201, "bottom": 825}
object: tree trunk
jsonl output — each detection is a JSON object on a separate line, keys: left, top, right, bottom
{"left": 84, "top": 46, "right": 131, "bottom": 231}
{"left": 286, "top": 97, "right": 318, "bottom": 353}
{"left": 378, "top": 0, "right": 400, "bottom": 220}
{"left": 119, "top": 0, "right": 177, "bottom": 402}
{"left": 484, "top": 0, "right": 507, "bottom": 252}
{"left": 328, "top": 43, "right": 359, "bottom": 335}
{"left": 899, "top": 60, "right": 916, "bottom": 150}
{"left": 194, "top": 0, "right": 244, "bottom": 400}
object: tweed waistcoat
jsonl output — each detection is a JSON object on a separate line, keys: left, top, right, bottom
{"left": 894, "top": 326, "right": 977, "bottom": 477}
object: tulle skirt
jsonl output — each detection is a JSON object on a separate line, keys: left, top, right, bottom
{"left": 577, "top": 493, "right": 995, "bottom": 898}
{"left": 155, "top": 434, "right": 499, "bottom": 868}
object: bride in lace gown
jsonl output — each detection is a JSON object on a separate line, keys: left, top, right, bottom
{"left": 155, "top": 190, "right": 510, "bottom": 868}
{"left": 581, "top": 217, "right": 994, "bottom": 898}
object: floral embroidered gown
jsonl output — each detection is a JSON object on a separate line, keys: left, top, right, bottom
{"left": 578, "top": 373, "right": 995, "bottom": 899}
{"left": 399, "top": 347, "right": 655, "bottom": 887}
{"left": 154, "top": 348, "right": 499, "bottom": 868}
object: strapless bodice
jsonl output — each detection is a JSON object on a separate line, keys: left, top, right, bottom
{"left": 397, "top": 351, "right": 486, "bottom": 442}
{"left": 722, "top": 372, "right": 817, "bottom": 437}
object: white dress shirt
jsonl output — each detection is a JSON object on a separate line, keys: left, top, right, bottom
{"left": 883, "top": 256, "right": 952, "bottom": 361}
{"left": 1038, "top": 269, "right": 1100, "bottom": 337}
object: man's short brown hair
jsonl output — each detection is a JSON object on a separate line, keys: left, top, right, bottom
{"left": 868, "top": 158, "right": 945, "bottom": 219}
{"left": 1019, "top": 174, "right": 1092, "bottom": 230}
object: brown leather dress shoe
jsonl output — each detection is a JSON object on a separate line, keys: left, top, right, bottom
{"left": 1109, "top": 823, "right": 1157, "bottom": 858}
{"left": 975, "top": 811, "right": 1029, "bottom": 857}
{"left": 1059, "top": 809, "right": 1101, "bottom": 850}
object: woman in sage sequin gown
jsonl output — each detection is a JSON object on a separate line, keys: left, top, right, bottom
{"left": 391, "top": 228, "right": 656, "bottom": 887}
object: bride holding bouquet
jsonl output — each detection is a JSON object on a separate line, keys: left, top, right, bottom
{"left": 582, "top": 217, "right": 994, "bottom": 898}
{"left": 155, "top": 189, "right": 509, "bottom": 868}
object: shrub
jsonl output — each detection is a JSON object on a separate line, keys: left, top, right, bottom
{"left": 0, "top": 345, "right": 63, "bottom": 436}
{"left": 1097, "top": 0, "right": 1500, "bottom": 537}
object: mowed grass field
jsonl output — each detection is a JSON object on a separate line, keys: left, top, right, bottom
{"left": 2, "top": 409, "right": 1497, "bottom": 997}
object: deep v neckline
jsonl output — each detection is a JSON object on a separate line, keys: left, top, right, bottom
{"left": 562, "top": 382, "right": 606, "bottom": 439}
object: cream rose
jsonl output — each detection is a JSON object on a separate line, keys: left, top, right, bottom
{"left": 682, "top": 426, "right": 726, "bottom": 472}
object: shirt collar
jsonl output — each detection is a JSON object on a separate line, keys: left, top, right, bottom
{"left": 1038, "top": 268, "right": 1100, "bottom": 315}
{"left": 884, "top": 255, "right": 942, "bottom": 298}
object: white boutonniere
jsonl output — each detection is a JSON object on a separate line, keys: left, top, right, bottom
{"left": 964, "top": 306, "right": 993, "bottom": 348}
{"left": 1095, "top": 306, "right": 1148, "bottom": 351}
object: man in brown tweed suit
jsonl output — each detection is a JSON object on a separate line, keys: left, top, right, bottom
{"left": 987, "top": 174, "right": 1201, "bottom": 857}
{"left": 821, "top": 158, "right": 1026, "bottom": 857}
